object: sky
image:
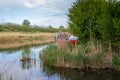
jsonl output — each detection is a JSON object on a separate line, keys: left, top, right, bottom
{"left": 0, "top": 0, "right": 75, "bottom": 28}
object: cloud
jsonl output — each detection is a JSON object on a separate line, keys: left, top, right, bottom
{"left": 31, "top": 16, "right": 67, "bottom": 27}
{"left": 22, "top": 0, "right": 45, "bottom": 8}
{"left": 0, "top": 0, "right": 46, "bottom": 8}
{"left": 50, "top": 9, "right": 61, "bottom": 13}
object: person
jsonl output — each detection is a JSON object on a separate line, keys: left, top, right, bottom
{"left": 69, "top": 35, "right": 78, "bottom": 46}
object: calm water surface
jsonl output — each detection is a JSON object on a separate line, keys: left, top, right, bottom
{"left": 0, "top": 45, "right": 120, "bottom": 80}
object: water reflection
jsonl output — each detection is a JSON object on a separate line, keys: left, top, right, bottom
{"left": 21, "top": 58, "right": 36, "bottom": 69}
{"left": 42, "top": 65, "right": 117, "bottom": 80}
{"left": 21, "top": 48, "right": 37, "bottom": 69}
{"left": 0, "top": 45, "right": 44, "bottom": 80}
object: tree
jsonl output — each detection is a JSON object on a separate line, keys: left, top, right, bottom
{"left": 59, "top": 25, "right": 65, "bottom": 30}
{"left": 68, "top": 0, "right": 119, "bottom": 42}
{"left": 48, "top": 25, "right": 53, "bottom": 29}
{"left": 68, "top": 0, "right": 120, "bottom": 53}
{"left": 22, "top": 19, "right": 31, "bottom": 26}
{"left": 68, "top": 0, "right": 104, "bottom": 42}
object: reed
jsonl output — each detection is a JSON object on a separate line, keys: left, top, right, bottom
{"left": 41, "top": 40, "right": 115, "bottom": 70}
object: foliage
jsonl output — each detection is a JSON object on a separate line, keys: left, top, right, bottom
{"left": 59, "top": 25, "right": 65, "bottom": 31}
{"left": 22, "top": 19, "right": 31, "bottom": 26}
{"left": 68, "top": 0, "right": 120, "bottom": 46}
{"left": 113, "top": 55, "right": 120, "bottom": 71}
{"left": 0, "top": 23, "right": 67, "bottom": 33}
{"left": 67, "top": 0, "right": 120, "bottom": 70}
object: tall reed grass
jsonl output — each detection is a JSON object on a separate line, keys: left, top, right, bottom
{"left": 41, "top": 41, "right": 117, "bottom": 70}
{"left": 0, "top": 32, "right": 55, "bottom": 50}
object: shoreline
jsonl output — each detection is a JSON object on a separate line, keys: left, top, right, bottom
{"left": 43, "top": 61, "right": 114, "bottom": 72}
{"left": 43, "top": 63, "right": 115, "bottom": 73}
{"left": 0, "top": 40, "right": 54, "bottom": 50}
{"left": 0, "top": 40, "right": 54, "bottom": 51}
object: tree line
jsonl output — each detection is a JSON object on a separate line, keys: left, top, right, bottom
{"left": 0, "top": 20, "right": 67, "bottom": 33}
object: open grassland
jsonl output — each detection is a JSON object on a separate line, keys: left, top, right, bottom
{"left": 0, "top": 32, "right": 55, "bottom": 50}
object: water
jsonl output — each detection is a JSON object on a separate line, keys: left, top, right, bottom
{"left": 0, "top": 45, "right": 120, "bottom": 80}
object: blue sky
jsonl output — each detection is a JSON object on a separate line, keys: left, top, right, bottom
{"left": 0, "top": 0, "right": 75, "bottom": 27}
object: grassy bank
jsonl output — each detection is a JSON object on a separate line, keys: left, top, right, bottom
{"left": 0, "top": 32, "right": 55, "bottom": 50}
{"left": 40, "top": 43, "right": 120, "bottom": 71}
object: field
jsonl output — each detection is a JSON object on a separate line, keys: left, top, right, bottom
{"left": 0, "top": 32, "right": 56, "bottom": 50}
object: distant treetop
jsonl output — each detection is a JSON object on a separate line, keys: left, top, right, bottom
{"left": 22, "top": 19, "right": 31, "bottom": 26}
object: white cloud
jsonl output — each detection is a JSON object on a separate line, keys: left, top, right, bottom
{"left": 22, "top": 0, "right": 45, "bottom": 8}
{"left": 0, "top": 0, "right": 46, "bottom": 8}
{"left": 31, "top": 16, "right": 67, "bottom": 27}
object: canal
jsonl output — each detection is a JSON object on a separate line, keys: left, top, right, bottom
{"left": 0, "top": 44, "right": 120, "bottom": 80}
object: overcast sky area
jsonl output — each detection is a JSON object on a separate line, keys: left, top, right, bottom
{"left": 0, "top": 0, "right": 75, "bottom": 28}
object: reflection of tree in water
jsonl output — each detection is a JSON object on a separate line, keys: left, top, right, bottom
{"left": 112, "top": 71, "right": 120, "bottom": 80}
{"left": 21, "top": 48, "right": 36, "bottom": 69}
{"left": 42, "top": 65, "right": 113, "bottom": 80}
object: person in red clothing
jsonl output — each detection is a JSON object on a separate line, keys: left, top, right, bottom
{"left": 71, "top": 40, "right": 77, "bottom": 45}
{"left": 69, "top": 35, "right": 78, "bottom": 45}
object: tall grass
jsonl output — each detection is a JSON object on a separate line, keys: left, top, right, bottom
{"left": 0, "top": 32, "right": 55, "bottom": 50}
{"left": 41, "top": 44, "right": 69, "bottom": 65}
{"left": 41, "top": 41, "right": 115, "bottom": 70}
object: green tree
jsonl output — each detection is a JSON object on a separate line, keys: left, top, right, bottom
{"left": 68, "top": 0, "right": 119, "bottom": 42}
{"left": 59, "top": 26, "right": 64, "bottom": 29}
{"left": 68, "top": 0, "right": 120, "bottom": 53}
{"left": 68, "top": 0, "right": 103, "bottom": 42}
{"left": 48, "top": 25, "right": 53, "bottom": 29}
{"left": 22, "top": 19, "right": 31, "bottom": 26}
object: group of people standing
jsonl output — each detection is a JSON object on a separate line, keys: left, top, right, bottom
{"left": 55, "top": 31, "right": 71, "bottom": 41}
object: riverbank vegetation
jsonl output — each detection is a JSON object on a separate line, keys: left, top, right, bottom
{"left": 41, "top": 0, "right": 120, "bottom": 71}
{"left": 41, "top": 43, "right": 113, "bottom": 70}
{"left": 0, "top": 32, "right": 55, "bottom": 50}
